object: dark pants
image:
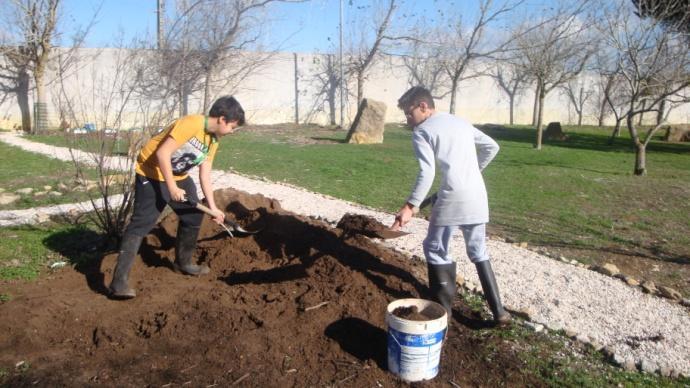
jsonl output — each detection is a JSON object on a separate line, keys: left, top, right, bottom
{"left": 123, "top": 174, "right": 204, "bottom": 238}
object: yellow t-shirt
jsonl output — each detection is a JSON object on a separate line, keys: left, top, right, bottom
{"left": 135, "top": 115, "right": 219, "bottom": 181}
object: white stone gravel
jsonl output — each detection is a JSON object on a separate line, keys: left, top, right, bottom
{"left": 1, "top": 131, "right": 688, "bottom": 375}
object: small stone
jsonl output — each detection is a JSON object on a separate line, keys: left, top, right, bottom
{"left": 570, "top": 260, "right": 578, "bottom": 265}
{"left": 590, "top": 340, "right": 604, "bottom": 351}
{"left": 0, "top": 193, "right": 20, "bottom": 205}
{"left": 595, "top": 263, "right": 620, "bottom": 276}
{"left": 35, "top": 212, "right": 50, "bottom": 224}
{"left": 43, "top": 185, "right": 52, "bottom": 191}
{"left": 524, "top": 321, "right": 544, "bottom": 332}
{"left": 611, "top": 351, "right": 625, "bottom": 365}
{"left": 641, "top": 281, "right": 657, "bottom": 294}
{"left": 658, "top": 286, "right": 682, "bottom": 300}
{"left": 575, "top": 334, "right": 590, "bottom": 345}
{"left": 624, "top": 276, "right": 640, "bottom": 287}
{"left": 48, "top": 191, "right": 62, "bottom": 197}
{"left": 623, "top": 359, "right": 637, "bottom": 371}
{"left": 639, "top": 359, "right": 658, "bottom": 374}
{"left": 518, "top": 242, "right": 528, "bottom": 248}
{"left": 559, "top": 255, "right": 568, "bottom": 262}
{"left": 564, "top": 328, "right": 578, "bottom": 338}
{"left": 659, "top": 366, "right": 673, "bottom": 377}
{"left": 512, "top": 307, "right": 535, "bottom": 321}
{"left": 546, "top": 321, "right": 563, "bottom": 332}
{"left": 57, "top": 182, "right": 69, "bottom": 191}
{"left": 455, "top": 274, "right": 465, "bottom": 287}
{"left": 33, "top": 191, "right": 47, "bottom": 196}
{"left": 9, "top": 259, "right": 20, "bottom": 267}
{"left": 16, "top": 187, "right": 33, "bottom": 195}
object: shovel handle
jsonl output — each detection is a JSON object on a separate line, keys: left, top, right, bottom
{"left": 186, "top": 199, "right": 242, "bottom": 229}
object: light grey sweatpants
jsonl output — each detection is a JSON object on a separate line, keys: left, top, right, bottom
{"left": 423, "top": 223, "right": 488, "bottom": 265}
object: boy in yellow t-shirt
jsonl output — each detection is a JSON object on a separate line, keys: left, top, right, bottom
{"left": 109, "top": 96, "right": 245, "bottom": 299}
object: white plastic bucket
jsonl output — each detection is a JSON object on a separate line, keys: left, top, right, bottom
{"left": 386, "top": 298, "right": 448, "bottom": 382}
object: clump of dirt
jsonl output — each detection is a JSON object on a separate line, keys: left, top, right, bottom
{"left": 0, "top": 188, "right": 543, "bottom": 386}
{"left": 336, "top": 213, "right": 388, "bottom": 238}
{"left": 392, "top": 306, "right": 440, "bottom": 321}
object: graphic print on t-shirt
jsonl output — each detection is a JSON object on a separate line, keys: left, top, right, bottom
{"left": 171, "top": 136, "right": 211, "bottom": 175}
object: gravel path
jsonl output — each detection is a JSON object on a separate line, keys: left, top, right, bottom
{"left": 1, "top": 132, "right": 688, "bottom": 376}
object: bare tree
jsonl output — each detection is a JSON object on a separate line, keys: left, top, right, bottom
{"left": 0, "top": 0, "right": 60, "bottom": 133}
{"left": 305, "top": 53, "right": 343, "bottom": 125}
{"left": 438, "top": 0, "right": 523, "bottom": 114}
{"left": 599, "top": 0, "right": 690, "bottom": 175}
{"left": 560, "top": 78, "right": 594, "bottom": 126}
{"left": 398, "top": 23, "right": 447, "bottom": 97}
{"left": 487, "top": 58, "right": 530, "bottom": 125}
{"left": 346, "top": 0, "right": 397, "bottom": 106}
{"left": 632, "top": 0, "right": 690, "bottom": 34}
{"left": 514, "top": 1, "right": 594, "bottom": 149}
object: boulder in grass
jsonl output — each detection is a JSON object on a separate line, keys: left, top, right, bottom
{"left": 0, "top": 193, "right": 20, "bottom": 205}
{"left": 346, "top": 98, "right": 387, "bottom": 144}
{"left": 544, "top": 122, "right": 568, "bottom": 141}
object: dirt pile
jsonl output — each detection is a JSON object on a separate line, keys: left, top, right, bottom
{"left": 0, "top": 188, "right": 539, "bottom": 386}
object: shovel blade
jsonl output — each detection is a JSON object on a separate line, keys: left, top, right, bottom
{"left": 374, "top": 229, "right": 410, "bottom": 239}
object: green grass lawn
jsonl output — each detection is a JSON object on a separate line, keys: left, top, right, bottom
{"left": 212, "top": 123, "right": 690, "bottom": 265}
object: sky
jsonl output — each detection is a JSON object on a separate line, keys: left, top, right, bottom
{"left": 58, "top": 0, "right": 559, "bottom": 53}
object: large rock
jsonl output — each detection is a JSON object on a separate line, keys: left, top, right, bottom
{"left": 662, "top": 124, "right": 690, "bottom": 142}
{"left": 346, "top": 98, "right": 387, "bottom": 144}
{"left": 544, "top": 122, "right": 568, "bottom": 141}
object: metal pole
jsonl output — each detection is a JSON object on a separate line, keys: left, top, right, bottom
{"left": 157, "top": 0, "right": 165, "bottom": 49}
{"left": 294, "top": 53, "right": 299, "bottom": 124}
{"left": 339, "top": 0, "right": 344, "bottom": 128}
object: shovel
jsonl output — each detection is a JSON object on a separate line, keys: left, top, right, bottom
{"left": 187, "top": 199, "right": 261, "bottom": 237}
{"left": 374, "top": 192, "right": 437, "bottom": 239}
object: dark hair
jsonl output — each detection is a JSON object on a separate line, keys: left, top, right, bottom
{"left": 398, "top": 86, "right": 435, "bottom": 110}
{"left": 209, "top": 95, "right": 246, "bottom": 126}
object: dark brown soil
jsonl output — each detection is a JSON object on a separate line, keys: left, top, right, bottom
{"left": 336, "top": 213, "right": 389, "bottom": 238}
{"left": 392, "top": 306, "right": 440, "bottom": 321}
{"left": 0, "top": 189, "right": 543, "bottom": 387}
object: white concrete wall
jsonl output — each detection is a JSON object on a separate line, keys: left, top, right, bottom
{"left": 1, "top": 47, "right": 689, "bottom": 129}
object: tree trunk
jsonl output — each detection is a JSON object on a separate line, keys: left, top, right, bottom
{"left": 33, "top": 70, "right": 48, "bottom": 134}
{"left": 508, "top": 94, "right": 515, "bottom": 125}
{"left": 531, "top": 83, "right": 541, "bottom": 126}
{"left": 449, "top": 78, "right": 459, "bottom": 115}
{"left": 637, "top": 100, "right": 645, "bottom": 125}
{"left": 607, "top": 119, "right": 621, "bottom": 145}
{"left": 356, "top": 72, "right": 364, "bottom": 107}
{"left": 577, "top": 112, "right": 583, "bottom": 127}
{"left": 633, "top": 142, "right": 646, "bottom": 175}
{"left": 17, "top": 69, "right": 31, "bottom": 133}
{"left": 535, "top": 83, "right": 545, "bottom": 150}
{"left": 656, "top": 98, "right": 666, "bottom": 125}
{"left": 202, "top": 72, "right": 212, "bottom": 113}
{"left": 627, "top": 115, "right": 646, "bottom": 175}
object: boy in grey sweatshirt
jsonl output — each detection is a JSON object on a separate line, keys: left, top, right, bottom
{"left": 392, "top": 86, "right": 510, "bottom": 325}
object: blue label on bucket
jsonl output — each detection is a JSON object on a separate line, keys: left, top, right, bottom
{"left": 387, "top": 326, "right": 446, "bottom": 381}
{"left": 388, "top": 327, "right": 445, "bottom": 347}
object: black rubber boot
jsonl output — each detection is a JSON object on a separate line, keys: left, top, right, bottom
{"left": 427, "top": 262, "right": 457, "bottom": 317}
{"left": 109, "top": 234, "right": 144, "bottom": 299}
{"left": 173, "top": 225, "right": 209, "bottom": 276}
{"left": 475, "top": 260, "right": 511, "bottom": 324}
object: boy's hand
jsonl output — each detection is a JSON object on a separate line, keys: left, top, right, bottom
{"left": 210, "top": 207, "right": 225, "bottom": 224}
{"left": 169, "top": 186, "right": 187, "bottom": 202}
{"left": 391, "top": 203, "right": 415, "bottom": 230}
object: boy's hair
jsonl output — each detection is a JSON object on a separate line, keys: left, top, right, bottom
{"left": 397, "top": 86, "right": 435, "bottom": 110}
{"left": 209, "top": 96, "right": 246, "bottom": 126}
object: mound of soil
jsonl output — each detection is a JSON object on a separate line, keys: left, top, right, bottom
{"left": 0, "top": 189, "right": 540, "bottom": 386}
{"left": 336, "top": 213, "right": 389, "bottom": 238}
